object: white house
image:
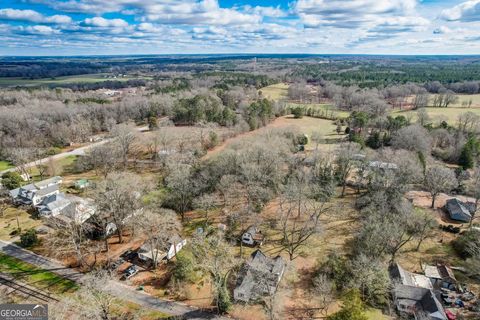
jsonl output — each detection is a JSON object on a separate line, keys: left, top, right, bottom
{"left": 241, "top": 225, "right": 264, "bottom": 246}
{"left": 10, "top": 176, "right": 62, "bottom": 206}
{"left": 138, "top": 235, "right": 187, "bottom": 264}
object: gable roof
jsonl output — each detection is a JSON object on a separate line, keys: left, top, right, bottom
{"left": 234, "top": 250, "right": 285, "bottom": 302}
{"left": 445, "top": 198, "right": 474, "bottom": 222}
{"left": 394, "top": 284, "right": 447, "bottom": 320}
{"left": 390, "top": 263, "right": 432, "bottom": 289}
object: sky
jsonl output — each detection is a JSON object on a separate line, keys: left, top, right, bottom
{"left": 1, "top": 0, "right": 480, "bottom": 56}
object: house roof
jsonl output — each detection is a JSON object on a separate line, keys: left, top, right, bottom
{"left": 249, "top": 250, "right": 285, "bottom": 275}
{"left": 36, "top": 184, "right": 59, "bottom": 197}
{"left": 390, "top": 263, "right": 432, "bottom": 289}
{"left": 438, "top": 265, "right": 457, "bottom": 282}
{"left": 445, "top": 198, "right": 474, "bottom": 222}
{"left": 234, "top": 250, "right": 285, "bottom": 302}
{"left": 393, "top": 284, "right": 447, "bottom": 320}
{"left": 37, "top": 193, "right": 71, "bottom": 214}
{"left": 34, "top": 176, "right": 62, "bottom": 189}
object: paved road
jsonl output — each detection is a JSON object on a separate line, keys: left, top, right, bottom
{"left": 0, "top": 125, "right": 149, "bottom": 176}
{"left": 0, "top": 139, "right": 111, "bottom": 176}
{"left": 0, "top": 240, "right": 230, "bottom": 319}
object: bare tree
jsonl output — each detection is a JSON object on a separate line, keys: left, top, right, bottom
{"left": 93, "top": 172, "right": 143, "bottom": 246}
{"left": 411, "top": 209, "right": 438, "bottom": 251}
{"left": 191, "top": 233, "right": 237, "bottom": 313}
{"left": 165, "top": 164, "right": 197, "bottom": 221}
{"left": 424, "top": 166, "right": 457, "bottom": 208}
{"left": 110, "top": 123, "right": 137, "bottom": 168}
{"left": 46, "top": 219, "right": 100, "bottom": 269}
{"left": 391, "top": 124, "right": 432, "bottom": 154}
{"left": 416, "top": 108, "right": 431, "bottom": 126}
{"left": 335, "top": 142, "right": 361, "bottom": 197}
{"left": 279, "top": 168, "right": 331, "bottom": 260}
{"left": 311, "top": 273, "right": 334, "bottom": 316}
{"left": 137, "top": 209, "right": 181, "bottom": 268}
{"left": 85, "top": 143, "right": 120, "bottom": 178}
{"left": 193, "top": 193, "right": 219, "bottom": 226}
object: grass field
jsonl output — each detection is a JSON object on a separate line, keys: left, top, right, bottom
{"left": 393, "top": 106, "right": 480, "bottom": 124}
{"left": 260, "top": 83, "right": 288, "bottom": 100}
{"left": 0, "top": 160, "right": 13, "bottom": 171}
{"left": 0, "top": 73, "right": 151, "bottom": 87}
{"left": 0, "top": 253, "right": 78, "bottom": 294}
{"left": 428, "top": 94, "right": 480, "bottom": 108}
{"left": 0, "top": 207, "right": 42, "bottom": 241}
{"left": 289, "top": 102, "right": 351, "bottom": 119}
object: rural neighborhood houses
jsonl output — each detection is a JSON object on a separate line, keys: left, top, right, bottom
{"left": 234, "top": 250, "right": 285, "bottom": 303}
{"left": 9, "top": 176, "right": 62, "bottom": 206}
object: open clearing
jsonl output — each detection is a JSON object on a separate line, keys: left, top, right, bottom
{"left": 0, "top": 73, "right": 152, "bottom": 87}
{"left": 205, "top": 115, "right": 345, "bottom": 159}
{"left": 288, "top": 102, "right": 351, "bottom": 119}
{"left": 260, "top": 83, "right": 288, "bottom": 100}
{"left": 394, "top": 106, "right": 480, "bottom": 124}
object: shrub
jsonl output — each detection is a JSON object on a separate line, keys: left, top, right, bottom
{"left": 20, "top": 229, "right": 39, "bottom": 248}
{"left": 327, "top": 289, "right": 367, "bottom": 320}
{"left": 291, "top": 106, "right": 304, "bottom": 119}
{"left": 1, "top": 172, "right": 23, "bottom": 190}
{"left": 216, "top": 285, "right": 232, "bottom": 314}
{"left": 173, "top": 251, "right": 195, "bottom": 282}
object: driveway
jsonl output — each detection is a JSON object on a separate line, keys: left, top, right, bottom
{"left": 0, "top": 240, "right": 231, "bottom": 319}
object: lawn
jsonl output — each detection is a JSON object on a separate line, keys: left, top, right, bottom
{"left": 0, "top": 160, "right": 13, "bottom": 171}
{"left": 28, "top": 155, "right": 78, "bottom": 179}
{"left": 428, "top": 94, "right": 480, "bottom": 108}
{"left": 260, "top": 83, "right": 289, "bottom": 100}
{"left": 0, "top": 73, "right": 151, "bottom": 87}
{"left": 393, "top": 106, "right": 480, "bottom": 124}
{"left": 288, "top": 102, "right": 351, "bottom": 119}
{"left": 0, "top": 207, "right": 42, "bottom": 241}
{"left": 0, "top": 253, "right": 78, "bottom": 294}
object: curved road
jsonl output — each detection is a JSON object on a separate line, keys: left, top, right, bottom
{"left": 0, "top": 241, "right": 230, "bottom": 319}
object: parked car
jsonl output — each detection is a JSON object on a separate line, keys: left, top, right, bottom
{"left": 121, "top": 249, "right": 137, "bottom": 261}
{"left": 122, "top": 265, "right": 138, "bottom": 280}
{"left": 109, "top": 258, "right": 125, "bottom": 271}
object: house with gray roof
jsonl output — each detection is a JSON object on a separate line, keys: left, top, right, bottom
{"left": 234, "top": 250, "right": 285, "bottom": 303}
{"left": 390, "top": 263, "right": 446, "bottom": 320}
{"left": 390, "top": 263, "right": 433, "bottom": 290}
{"left": 445, "top": 198, "right": 475, "bottom": 223}
{"left": 37, "top": 193, "right": 72, "bottom": 217}
{"left": 10, "top": 176, "right": 62, "bottom": 206}
{"left": 393, "top": 284, "right": 447, "bottom": 320}
{"left": 42, "top": 195, "right": 95, "bottom": 226}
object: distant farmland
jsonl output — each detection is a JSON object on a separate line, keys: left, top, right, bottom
{"left": 0, "top": 73, "right": 151, "bottom": 87}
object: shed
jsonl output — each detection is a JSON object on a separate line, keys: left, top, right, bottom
{"left": 445, "top": 198, "right": 475, "bottom": 223}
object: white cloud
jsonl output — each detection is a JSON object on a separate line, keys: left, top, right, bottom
{"left": 22, "top": 25, "right": 59, "bottom": 35}
{"left": 295, "top": 0, "right": 418, "bottom": 28}
{"left": 440, "top": 0, "right": 480, "bottom": 21}
{"left": 82, "top": 17, "right": 129, "bottom": 28}
{"left": 0, "top": 8, "right": 72, "bottom": 24}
